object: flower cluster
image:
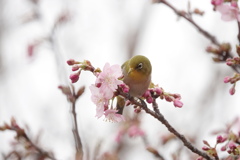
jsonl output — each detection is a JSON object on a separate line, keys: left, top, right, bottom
{"left": 212, "top": 0, "right": 240, "bottom": 22}
{"left": 226, "top": 57, "right": 240, "bottom": 66}
{"left": 89, "top": 63, "right": 125, "bottom": 122}
{"left": 67, "top": 59, "right": 96, "bottom": 83}
{"left": 142, "top": 85, "right": 183, "bottom": 108}
{"left": 224, "top": 73, "right": 240, "bottom": 95}
{"left": 200, "top": 118, "right": 240, "bottom": 159}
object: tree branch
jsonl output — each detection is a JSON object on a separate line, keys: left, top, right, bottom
{"left": 118, "top": 90, "right": 214, "bottom": 160}
{"left": 154, "top": 0, "right": 240, "bottom": 73}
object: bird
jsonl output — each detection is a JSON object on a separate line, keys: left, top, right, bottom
{"left": 117, "top": 55, "right": 152, "bottom": 114}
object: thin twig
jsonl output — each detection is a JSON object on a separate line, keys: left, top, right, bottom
{"left": 155, "top": 0, "right": 240, "bottom": 73}
{"left": 70, "top": 86, "right": 83, "bottom": 159}
{"left": 118, "top": 90, "right": 214, "bottom": 160}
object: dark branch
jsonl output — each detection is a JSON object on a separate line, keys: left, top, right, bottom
{"left": 118, "top": 90, "right": 214, "bottom": 160}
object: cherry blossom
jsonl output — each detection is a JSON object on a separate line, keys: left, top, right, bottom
{"left": 96, "top": 63, "right": 123, "bottom": 99}
{"left": 104, "top": 109, "right": 125, "bottom": 122}
{"left": 89, "top": 85, "right": 109, "bottom": 118}
{"left": 216, "top": 4, "right": 240, "bottom": 22}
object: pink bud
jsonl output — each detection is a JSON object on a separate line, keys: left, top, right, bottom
{"left": 67, "top": 59, "right": 75, "bottom": 65}
{"left": 72, "top": 65, "right": 80, "bottom": 71}
{"left": 211, "top": 0, "right": 223, "bottom": 6}
{"left": 154, "top": 88, "right": 163, "bottom": 95}
{"left": 221, "top": 146, "right": 226, "bottom": 151}
{"left": 229, "top": 86, "right": 235, "bottom": 95}
{"left": 226, "top": 61, "right": 233, "bottom": 66}
{"left": 228, "top": 142, "right": 236, "bottom": 150}
{"left": 95, "top": 83, "right": 102, "bottom": 88}
{"left": 173, "top": 93, "right": 181, "bottom": 99}
{"left": 123, "top": 87, "right": 129, "bottom": 93}
{"left": 165, "top": 96, "right": 173, "bottom": 102}
{"left": 217, "top": 135, "right": 227, "bottom": 143}
{"left": 119, "top": 84, "right": 129, "bottom": 93}
{"left": 142, "top": 90, "right": 151, "bottom": 98}
{"left": 173, "top": 99, "right": 183, "bottom": 108}
{"left": 69, "top": 72, "right": 80, "bottom": 83}
{"left": 27, "top": 44, "right": 35, "bottom": 57}
{"left": 146, "top": 96, "right": 153, "bottom": 103}
{"left": 202, "top": 146, "right": 210, "bottom": 151}
{"left": 196, "top": 157, "right": 203, "bottom": 160}
{"left": 224, "top": 76, "right": 231, "bottom": 83}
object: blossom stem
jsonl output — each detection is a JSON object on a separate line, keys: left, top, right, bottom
{"left": 118, "top": 90, "right": 214, "bottom": 160}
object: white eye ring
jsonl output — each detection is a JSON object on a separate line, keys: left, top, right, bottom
{"left": 137, "top": 63, "right": 143, "bottom": 69}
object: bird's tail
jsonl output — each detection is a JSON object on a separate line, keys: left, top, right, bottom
{"left": 116, "top": 96, "right": 125, "bottom": 114}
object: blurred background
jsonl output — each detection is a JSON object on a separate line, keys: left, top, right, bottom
{"left": 0, "top": 0, "right": 239, "bottom": 159}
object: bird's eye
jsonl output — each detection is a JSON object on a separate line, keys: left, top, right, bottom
{"left": 137, "top": 63, "right": 143, "bottom": 70}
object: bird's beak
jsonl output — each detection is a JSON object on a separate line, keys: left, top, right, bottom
{"left": 128, "top": 67, "right": 134, "bottom": 75}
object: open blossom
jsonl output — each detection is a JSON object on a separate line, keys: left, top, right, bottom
{"left": 96, "top": 63, "right": 123, "bottom": 98}
{"left": 104, "top": 109, "right": 125, "bottom": 122}
{"left": 216, "top": 4, "right": 240, "bottom": 22}
{"left": 89, "top": 85, "right": 109, "bottom": 118}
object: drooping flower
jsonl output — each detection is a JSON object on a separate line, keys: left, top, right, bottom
{"left": 216, "top": 4, "right": 240, "bottom": 22}
{"left": 104, "top": 109, "right": 125, "bottom": 122}
{"left": 96, "top": 63, "right": 123, "bottom": 99}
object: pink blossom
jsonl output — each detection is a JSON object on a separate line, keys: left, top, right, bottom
{"left": 128, "top": 125, "right": 145, "bottom": 137}
{"left": 216, "top": 4, "right": 240, "bottom": 22}
{"left": 89, "top": 85, "right": 109, "bottom": 118}
{"left": 173, "top": 99, "right": 183, "bottom": 108}
{"left": 96, "top": 63, "right": 123, "bottom": 98}
{"left": 104, "top": 109, "right": 125, "bottom": 122}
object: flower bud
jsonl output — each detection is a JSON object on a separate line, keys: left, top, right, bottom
{"left": 223, "top": 76, "right": 231, "bottom": 83}
{"left": 69, "top": 72, "right": 80, "bottom": 83}
{"left": 72, "top": 65, "right": 80, "bottom": 71}
{"left": 202, "top": 146, "right": 210, "bottom": 151}
{"left": 229, "top": 86, "right": 235, "bottom": 95}
{"left": 146, "top": 96, "right": 153, "bottom": 104}
{"left": 216, "top": 135, "right": 227, "bottom": 143}
{"left": 67, "top": 59, "right": 76, "bottom": 65}
{"left": 154, "top": 87, "right": 163, "bottom": 95}
{"left": 173, "top": 99, "right": 183, "bottom": 108}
